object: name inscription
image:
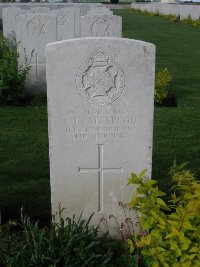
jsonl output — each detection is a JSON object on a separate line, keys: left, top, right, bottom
{"left": 65, "top": 108, "right": 136, "bottom": 140}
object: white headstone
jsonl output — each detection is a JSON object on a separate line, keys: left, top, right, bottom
{"left": 16, "top": 13, "right": 57, "bottom": 94}
{"left": 30, "top": 7, "right": 50, "bottom": 13}
{"left": 3, "top": 7, "right": 23, "bottom": 38}
{"left": 131, "top": 3, "right": 142, "bottom": 11}
{"left": 46, "top": 37, "right": 155, "bottom": 237}
{"left": 161, "top": 0, "right": 179, "bottom": 3}
{"left": 81, "top": 15, "right": 122, "bottom": 38}
{"left": 179, "top": 5, "right": 192, "bottom": 19}
{"left": 139, "top": 4, "right": 148, "bottom": 12}
{"left": 51, "top": 8, "right": 76, "bottom": 41}
{"left": 72, "top": 7, "right": 81, "bottom": 38}
{"left": 87, "top": 8, "right": 113, "bottom": 15}
{"left": 0, "top": 2, "right": 103, "bottom": 19}
{"left": 145, "top": 3, "right": 154, "bottom": 13}
{"left": 157, "top": 3, "right": 179, "bottom": 16}
{"left": 190, "top": 6, "right": 200, "bottom": 20}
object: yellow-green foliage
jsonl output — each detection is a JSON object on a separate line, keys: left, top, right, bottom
{"left": 130, "top": 8, "right": 200, "bottom": 27}
{"left": 127, "top": 163, "right": 200, "bottom": 267}
{"left": 154, "top": 68, "right": 172, "bottom": 104}
{"left": 182, "top": 18, "right": 200, "bottom": 27}
{"left": 160, "top": 14, "right": 179, "bottom": 22}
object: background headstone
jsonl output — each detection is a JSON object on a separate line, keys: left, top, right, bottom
{"left": 46, "top": 37, "right": 155, "bottom": 237}
{"left": 158, "top": 3, "right": 179, "bottom": 16}
{"left": 16, "top": 13, "right": 57, "bottom": 94}
{"left": 3, "top": 7, "right": 23, "bottom": 38}
{"left": 81, "top": 15, "right": 122, "bottom": 37}
{"left": 87, "top": 7, "right": 113, "bottom": 15}
{"left": 51, "top": 8, "right": 76, "bottom": 41}
{"left": 30, "top": 7, "right": 50, "bottom": 13}
{"left": 161, "top": 0, "right": 179, "bottom": 3}
{"left": 190, "top": 6, "right": 200, "bottom": 20}
{"left": 0, "top": 3, "right": 104, "bottom": 19}
{"left": 131, "top": 3, "right": 200, "bottom": 21}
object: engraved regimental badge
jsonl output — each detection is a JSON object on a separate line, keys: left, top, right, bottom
{"left": 91, "top": 17, "right": 112, "bottom": 37}
{"left": 75, "top": 51, "right": 125, "bottom": 106}
{"left": 57, "top": 14, "right": 68, "bottom": 26}
{"left": 26, "top": 16, "right": 46, "bottom": 36}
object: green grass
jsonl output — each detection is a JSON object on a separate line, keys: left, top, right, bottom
{"left": 113, "top": 9, "right": 200, "bottom": 189}
{"left": 0, "top": 10, "right": 200, "bottom": 221}
{"left": 0, "top": 107, "right": 50, "bottom": 223}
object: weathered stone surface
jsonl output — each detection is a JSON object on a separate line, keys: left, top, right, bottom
{"left": 157, "top": 3, "right": 179, "bottom": 16}
{"left": 87, "top": 7, "right": 113, "bottom": 15}
{"left": 3, "top": 7, "right": 24, "bottom": 38}
{"left": 179, "top": 5, "right": 191, "bottom": 19}
{"left": 30, "top": 7, "right": 50, "bottom": 13}
{"left": 2, "top": 6, "right": 52, "bottom": 38}
{"left": 161, "top": 0, "right": 179, "bottom": 3}
{"left": 46, "top": 37, "right": 155, "bottom": 237}
{"left": 81, "top": 15, "right": 122, "bottom": 37}
{"left": 0, "top": 2, "right": 103, "bottom": 19}
{"left": 16, "top": 13, "right": 57, "bottom": 94}
{"left": 190, "top": 5, "right": 200, "bottom": 20}
{"left": 51, "top": 8, "right": 76, "bottom": 40}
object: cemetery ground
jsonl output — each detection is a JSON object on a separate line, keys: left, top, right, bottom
{"left": 0, "top": 5, "right": 199, "bottom": 242}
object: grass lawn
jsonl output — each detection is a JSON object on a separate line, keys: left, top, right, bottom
{"left": 0, "top": 107, "right": 50, "bottom": 223}
{"left": 114, "top": 9, "right": 200, "bottom": 187}
{"left": 0, "top": 10, "right": 200, "bottom": 222}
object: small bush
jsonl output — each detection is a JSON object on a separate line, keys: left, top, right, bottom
{"left": 0, "top": 19, "right": 2, "bottom": 31}
{"left": 154, "top": 68, "right": 172, "bottom": 105}
{"left": 0, "top": 34, "right": 31, "bottom": 105}
{"left": 160, "top": 14, "right": 179, "bottom": 22}
{"left": 33, "top": 92, "right": 47, "bottom": 107}
{"left": 127, "top": 163, "right": 200, "bottom": 267}
{"left": 182, "top": 18, "right": 200, "bottom": 27}
{"left": 110, "top": 0, "right": 119, "bottom": 3}
{"left": 0, "top": 211, "right": 113, "bottom": 267}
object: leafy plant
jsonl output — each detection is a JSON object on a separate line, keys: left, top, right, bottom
{"left": 33, "top": 92, "right": 47, "bottom": 107}
{"left": 0, "top": 209, "right": 113, "bottom": 267}
{"left": 160, "top": 14, "right": 179, "bottom": 22}
{"left": 154, "top": 68, "right": 172, "bottom": 105}
{"left": 0, "top": 34, "right": 32, "bottom": 105}
{"left": 110, "top": 0, "right": 119, "bottom": 3}
{"left": 127, "top": 163, "right": 200, "bottom": 267}
{"left": 182, "top": 18, "right": 200, "bottom": 27}
{"left": 0, "top": 19, "right": 2, "bottom": 31}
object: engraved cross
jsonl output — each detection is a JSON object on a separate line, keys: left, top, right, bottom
{"left": 78, "top": 144, "right": 123, "bottom": 213}
{"left": 35, "top": 54, "right": 38, "bottom": 77}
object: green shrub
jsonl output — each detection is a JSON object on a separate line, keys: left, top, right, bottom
{"left": 127, "top": 163, "right": 200, "bottom": 267}
{"left": 182, "top": 18, "right": 200, "bottom": 27}
{"left": 0, "top": 34, "right": 31, "bottom": 105}
{"left": 148, "top": 12, "right": 158, "bottom": 17}
{"left": 154, "top": 68, "right": 172, "bottom": 105}
{"left": 129, "top": 7, "right": 142, "bottom": 12}
{"left": 0, "top": 212, "right": 152, "bottom": 267}
{"left": 33, "top": 92, "right": 47, "bottom": 107}
{"left": 110, "top": 0, "right": 119, "bottom": 3}
{"left": 160, "top": 14, "right": 179, "bottom": 22}
{"left": 0, "top": 19, "right": 2, "bottom": 31}
{"left": 0, "top": 210, "right": 113, "bottom": 267}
